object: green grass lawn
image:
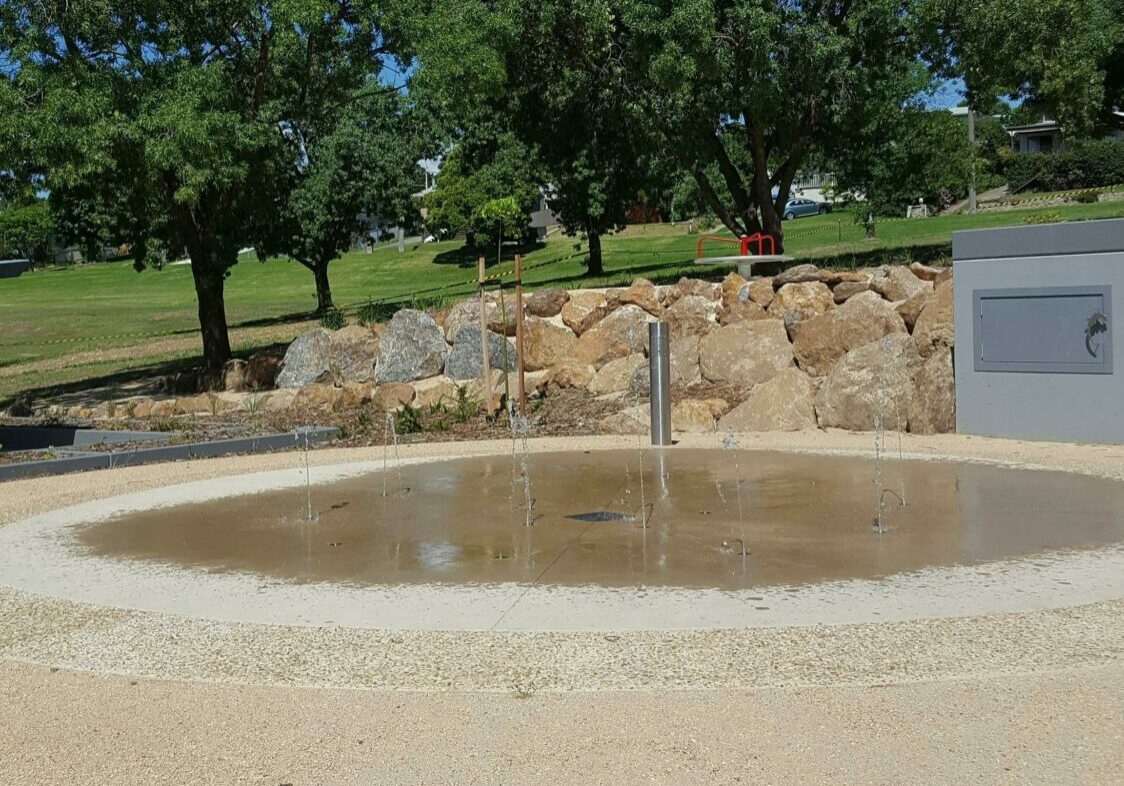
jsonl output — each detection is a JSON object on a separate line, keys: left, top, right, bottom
{"left": 2, "top": 199, "right": 1122, "bottom": 402}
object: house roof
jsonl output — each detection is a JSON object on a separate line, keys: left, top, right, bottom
{"left": 1005, "top": 119, "right": 1061, "bottom": 134}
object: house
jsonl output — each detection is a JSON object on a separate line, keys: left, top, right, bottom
{"left": 1005, "top": 112, "right": 1124, "bottom": 154}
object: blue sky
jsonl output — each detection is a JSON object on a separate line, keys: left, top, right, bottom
{"left": 923, "top": 77, "right": 966, "bottom": 109}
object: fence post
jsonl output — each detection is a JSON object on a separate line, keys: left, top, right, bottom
{"left": 514, "top": 254, "right": 527, "bottom": 415}
{"left": 477, "top": 256, "right": 493, "bottom": 412}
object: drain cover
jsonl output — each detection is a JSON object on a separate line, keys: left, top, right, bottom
{"left": 566, "top": 511, "right": 633, "bottom": 522}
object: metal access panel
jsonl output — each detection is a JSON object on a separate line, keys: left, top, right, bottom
{"left": 973, "top": 286, "right": 1112, "bottom": 374}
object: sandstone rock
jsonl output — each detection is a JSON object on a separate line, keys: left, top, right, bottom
{"left": 669, "top": 277, "right": 720, "bottom": 304}
{"left": 742, "top": 278, "right": 775, "bottom": 308}
{"left": 130, "top": 398, "right": 157, "bottom": 418}
{"left": 522, "top": 317, "right": 577, "bottom": 371}
{"left": 718, "top": 368, "right": 817, "bottom": 431}
{"left": 774, "top": 263, "right": 821, "bottom": 286}
{"left": 293, "top": 383, "right": 343, "bottom": 411}
{"left": 665, "top": 294, "right": 718, "bottom": 339}
{"left": 246, "top": 353, "right": 281, "bottom": 390}
{"left": 599, "top": 404, "right": 647, "bottom": 435}
{"left": 148, "top": 399, "right": 181, "bottom": 417}
{"left": 561, "top": 290, "right": 609, "bottom": 336}
{"left": 614, "top": 278, "right": 662, "bottom": 316}
{"left": 767, "top": 281, "right": 834, "bottom": 321}
{"left": 832, "top": 280, "right": 870, "bottom": 304}
{"left": 328, "top": 324, "right": 379, "bottom": 384}
{"left": 814, "top": 333, "right": 922, "bottom": 431}
{"left": 373, "top": 382, "right": 415, "bottom": 409}
{"left": 672, "top": 398, "right": 728, "bottom": 433}
{"left": 699, "top": 319, "right": 794, "bottom": 388}
{"left": 337, "top": 381, "right": 374, "bottom": 409}
{"left": 721, "top": 272, "right": 748, "bottom": 309}
{"left": 547, "top": 361, "right": 596, "bottom": 391}
{"left": 276, "top": 329, "right": 331, "bottom": 388}
{"left": 442, "top": 294, "right": 517, "bottom": 341}
{"left": 935, "top": 267, "right": 953, "bottom": 285}
{"left": 819, "top": 269, "right": 870, "bottom": 285}
{"left": 719, "top": 298, "right": 769, "bottom": 326}
{"left": 573, "top": 304, "right": 651, "bottom": 368}
{"left": 913, "top": 279, "right": 953, "bottom": 358}
{"left": 670, "top": 336, "right": 702, "bottom": 388}
{"left": 871, "top": 266, "right": 931, "bottom": 302}
{"left": 792, "top": 291, "right": 908, "bottom": 377}
{"left": 909, "top": 261, "right": 941, "bottom": 282}
{"left": 374, "top": 309, "right": 447, "bottom": 382}
{"left": 412, "top": 376, "right": 459, "bottom": 409}
{"left": 260, "top": 389, "right": 297, "bottom": 412}
{"left": 589, "top": 354, "right": 647, "bottom": 395}
{"left": 525, "top": 287, "right": 569, "bottom": 318}
{"left": 222, "top": 359, "right": 247, "bottom": 392}
{"left": 445, "top": 324, "right": 516, "bottom": 380}
{"left": 908, "top": 347, "right": 955, "bottom": 434}
{"left": 896, "top": 289, "right": 933, "bottom": 332}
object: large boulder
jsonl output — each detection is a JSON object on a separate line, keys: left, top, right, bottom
{"left": 588, "top": 354, "right": 647, "bottom": 395}
{"left": 670, "top": 335, "right": 702, "bottom": 388}
{"left": 547, "top": 361, "right": 596, "bottom": 391}
{"left": 412, "top": 376, "right": 460, "bottom": 409}
{"left": 561, "top": 290, "right": 610, "bottom": 335}
{"left": 293, "top": 382, "right": 343, "bottom": 412}
{"left": 664, "top": 294, "right": 718, "bottom": 339}
{"left": 221, "top": 359, "right": 247, "bottom": 392}
{"left": 672, "top": 398, "right": 728, "bottom": 433}
{"left": 742, "top": 278, "right": 775, "bottom": 309}
{"left": 767, "top": 281, "right": 834, "bottom": 321}
{"left": 871, "top": 266, "right": 931, "bottom": 302}
{"left": 832, "top": 280, "right": 870, "bottom": 304}
{"left": 374, "top": 309, "right": 448, "bottom": 382}
{"left": 573, "top": 304, "right": 651, "bottom": 368}
{"left": 913, "top": 278, "right": 954, "bottom": 358}
{"left": 665, "top": 277, "right": 720, "bottom": 306}
{"left": 792, "top": 291, "right": 908, "bottom": 377}
{"left": 599, "top": 404, "right": 648, "bottom": 435}
{"left": 718, "top": 298, "right": 768, "bottom": 326}
{"left": 445, "top": 324, "right": 516, "bottom": 380}
{"left": 245, "top": 352, "right": 281, "bottom": 390}
{"left": 699, "top": 319, "right": 794, "bottom": 388}
{"left": 895, "top": 289, "right": 933, "bottom": 332}
{"left": 814, "top": 333, "right": 923, "bottom": 431}
{"left": 328, "top": 324, "right": 380, "bottom": 384}
{"left": 276, "top": 329, "right": 331, "bottom": 389}
{"left": 525, "top": 287, "right": 569, "bottom": 318}
{"left": 908, "top": 347, "right": 955, "bottom": 434}
{"left": 522, "top": 317, "right": 577, "bottom": 371}
{"left": 774, "top": 263, "right": 821, "bottom": 286}
{"left": 613, "top": 278, "right": 662, "bottom": 316}
{"left": 717, "top": 368, "right": 817, "bottom": 432}
{"left": 909, "top": 261, "right": 941, "bottom": 282}
{"left": 442, "top": 294, "right": 517, "bottom": 342}
{"left": 721, "top": 272, "right": 748, "bottom": 309}
{"left": 373, "top": 382, "right": 415, "bottom": 409}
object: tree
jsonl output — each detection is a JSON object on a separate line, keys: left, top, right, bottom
{"left": 497, "top": 1, "right": 658, "bottom": 275}
{"left": 0, "top": 1, "right": 411, "bottom": 373}
{"left": 0, "top": 201, "right": 53, "bottom": 263}
{"left": 422, "top": 134, "right": 540, "bottom": 251}
{"left": 608, "top": 0, "right": 926, "bottom": 251}
{"left": 834, "top": 108, "right": 973, "bottom": 219}
{"left": 928, "top": 0, "right": 1124, "bottom": 138}
{"left": 258, "top": 90, "right": 429, "bottom": 312}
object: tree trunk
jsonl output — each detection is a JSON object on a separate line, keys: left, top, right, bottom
{"left": 189, "top": 257, "right": 232, "bottom": 374}
{"left": 759, "top": 201, "right": 785, "bottom": 254}
{"left": 586, "top": 223, "right": 603, "bottom": 276}
{"left": 313, "top": 260, "right": 334, "bottom": 312}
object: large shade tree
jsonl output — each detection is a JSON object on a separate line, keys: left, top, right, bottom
{"left": 615, "top": 0, "right": 927, "bottom": 250}
{"left": 0, "top": 0, "right": 411, "bottom": 373}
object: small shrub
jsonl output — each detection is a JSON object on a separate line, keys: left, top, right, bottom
{"left": 356, "top": 299, "right": 398, "bottom": 326}
{"left": 1024, "top": 212, "right": 1061, "bottom": 225}
{"left": 393, "top": 402, "right": 422, "bottom": 435}
{"left": 451, "top": 385, "right": 480, "bottom": 423}
{"left": 1074, "top": 191, "right": 1099, "bottom": 204}
{"left": 411, "top": 293, "right": 452, "bottom": 313}
{"left": 319, "top": 307, "right": 347, "bottom": 330}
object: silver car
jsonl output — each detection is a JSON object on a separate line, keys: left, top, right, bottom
{"left": 782, "top": 198, "right": 830, "bottom": 220}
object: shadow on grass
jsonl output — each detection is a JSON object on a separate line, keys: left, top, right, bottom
{"left": 431, "top": 239, "right": 547, "bottom": 268}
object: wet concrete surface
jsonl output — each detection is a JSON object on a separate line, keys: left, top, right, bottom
{"left": 76, "top": 450, "right": 1124, "bottom": 590}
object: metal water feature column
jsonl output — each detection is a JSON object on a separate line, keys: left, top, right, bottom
{"left": 649, "top": 321, "right": 672, "bottom": 446}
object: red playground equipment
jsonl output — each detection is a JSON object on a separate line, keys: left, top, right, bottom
{"left": 695, "top": 232, "right": 776, "bottom": 260}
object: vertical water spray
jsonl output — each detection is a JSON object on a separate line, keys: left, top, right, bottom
{"left": 384, "top": 412, "right": 404, "bottom": 496}
{"left": 721, "top": 429, "right": 747, "bottom": 552}
{"left": 514, "top": 411, "right": 535, "bottom": 526}
{"left": 294, "top": 427, "right": 315, "bottom": 523}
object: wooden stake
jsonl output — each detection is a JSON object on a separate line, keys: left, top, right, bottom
{"left": 477, "top": 255, "right": 493, "bottom": 412}
{"left": 514, "top": 254, "right": 527, "bottom": 415}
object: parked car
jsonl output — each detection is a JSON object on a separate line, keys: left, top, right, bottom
{"left": 782, "top": 198, "right": 830, "bottom": 220}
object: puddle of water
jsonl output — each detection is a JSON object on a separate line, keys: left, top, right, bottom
{"left": 76, "top": 450, "right": 1124, "bottom": 591}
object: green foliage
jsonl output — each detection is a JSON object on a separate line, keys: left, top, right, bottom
{"left": 1004, "top": 141, "right": 1124, "bottom": 193}
{"left": 926, "top": 0, "right": 1124, "bottom": 138}
{"left": 357, "top": 298, "right": 399, "bottom": 326}
{"left": 393, "top": 402, "right": 423, "bottom": 435}
{"left": 0, "top": 201, "right": 53, "bottom": 263}
{"left": 318, "top": 307, "right": 347, "bottom": 330}
{"left": 835, "top": 109, "right": 973, "bottom": 217}
{"left": 422, "top": 137, "right": 540, "bottom": 248}
{"left": 450, "top": 385, "right": 480, "bottom": 422}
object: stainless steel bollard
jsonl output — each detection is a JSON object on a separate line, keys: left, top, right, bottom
{"left": 649, "top": 321, "right": 672, "bottom": 446}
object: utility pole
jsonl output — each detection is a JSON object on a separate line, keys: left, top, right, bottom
{"left": 968, "top": 107, "right": 977, "bottom": 213}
